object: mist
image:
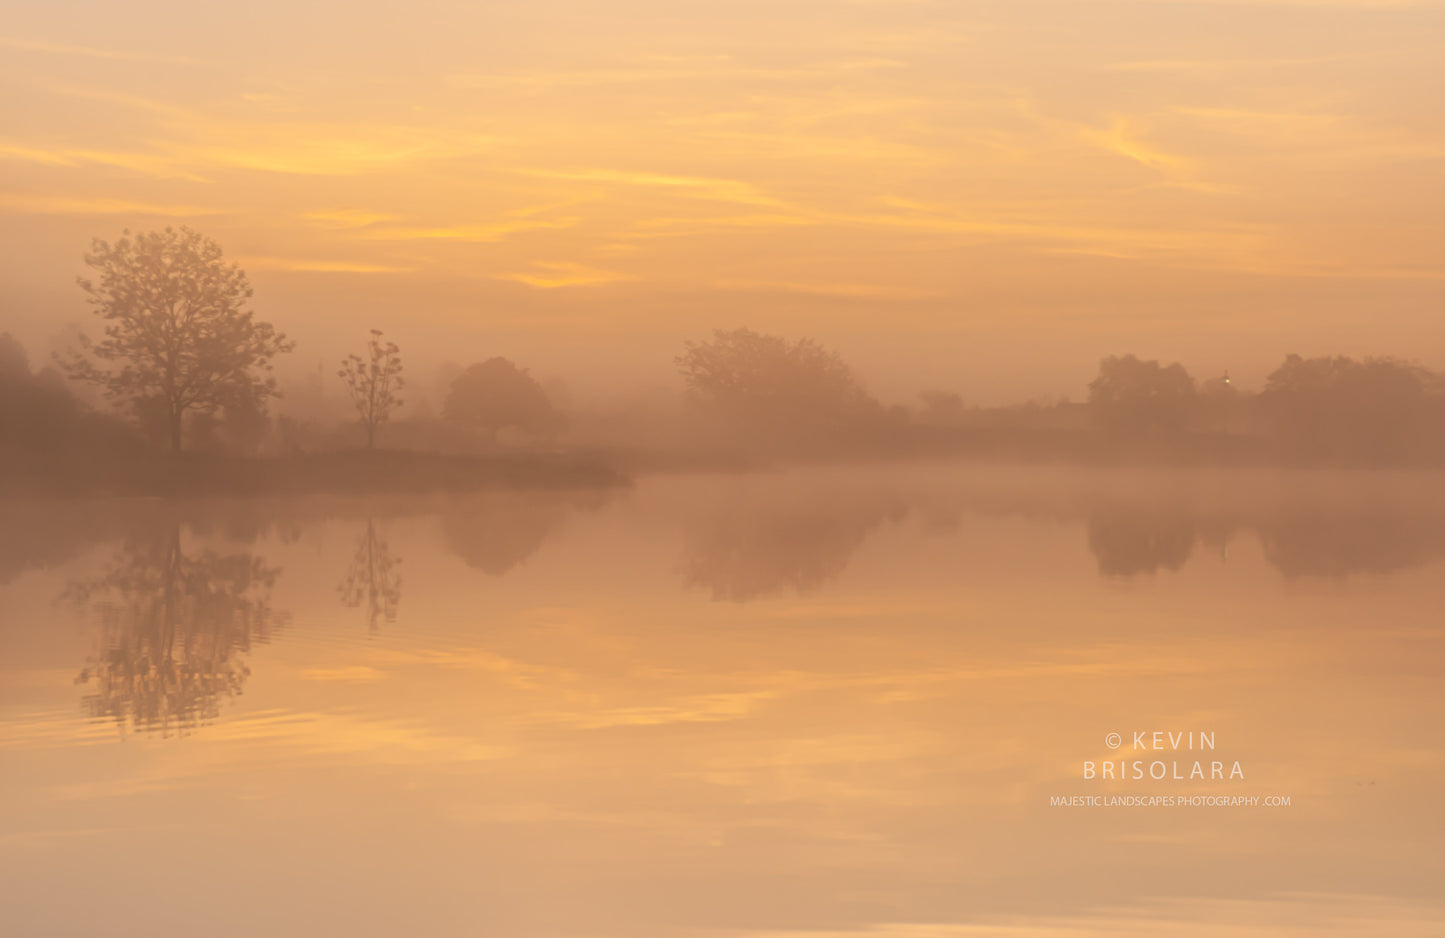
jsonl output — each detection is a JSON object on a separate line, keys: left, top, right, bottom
{"left": 4, "top": 2, "right": 1445, "bottom": 936}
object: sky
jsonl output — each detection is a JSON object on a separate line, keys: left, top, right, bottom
{"left": 1, "top": 0, "right": 1442, "bottom": 405}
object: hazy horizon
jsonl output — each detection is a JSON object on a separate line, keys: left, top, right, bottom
{"left": 3, "top": 0, "right": 1443, "bottom": 404}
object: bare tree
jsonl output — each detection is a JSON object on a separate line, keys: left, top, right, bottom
{"left": 61, "top": 227, "right": 294, "bottom": 452}
{"left": 338, "top": 329, "right": 404, "bottom": 449}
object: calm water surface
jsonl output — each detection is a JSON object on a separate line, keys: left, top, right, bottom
{"left": 2, "top": 466, "right": 1443, "bottom": 937}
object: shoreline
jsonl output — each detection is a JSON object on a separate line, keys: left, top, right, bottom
{"left": 0, "top": 449, "right": 630, "bottom": 498}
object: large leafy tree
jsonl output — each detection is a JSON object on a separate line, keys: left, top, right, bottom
{"left": 1087, "top": 354, "right": 1198, "bottom": 436}
{"left": 442, "top": 357, "right": 559, "bottom": 443}
{"left": 1260, "top": 354, "right": 1441, "bottom": 461}
{"left": 675, "top": 327, "right": 879, "bottom": 445}
{"left": 62, "top": 227, "right": 293, "bottom": 452}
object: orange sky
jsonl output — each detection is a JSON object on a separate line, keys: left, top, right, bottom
{"left": 1, "top": 0, "right": 1442, "bottom": 404}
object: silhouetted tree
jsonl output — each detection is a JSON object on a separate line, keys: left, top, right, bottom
{"left": 1087, "top": 354, "right": 1198, "bottom": 436}
{"left": 676, "top": 327, "right": 880, "bottom": 448}
{"left": 1260, "top": 354, "right": 1442, "bottom": 463}
{"left": 443, "top": 357, "right": 560, "bottom": 444}
{"left": 0, "top": 332, "right": 28, "bottom": 378}
{"left": 339, "top": 329, "right": 404, "bottom": 449}
{"left": 917, "top": 389, "right": 966, "bottom": 426}
{"left": 1, "top": 332, "right": 70, "bottom": 440}
{"left": 337, "top": 519, "right": 402, "bottom": 629}
{"left": 60, "top": 228, "right": 293, "bottom": 452}
{"left": 69, "top": 524, "right": 283, "bottom": 734}
{"left": 1, "top": 332, "right": 139, "bottom": 461}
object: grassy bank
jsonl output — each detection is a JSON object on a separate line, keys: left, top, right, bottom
{"left": 0, "top": 448, "right": 629, "bottom": 497}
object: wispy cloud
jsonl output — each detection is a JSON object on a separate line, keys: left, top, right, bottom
{"left": 630, "top": 213, "right": 820, "bottom": 237}
{"left": 174, "top": 125, "right": 500, "bottom": 176}
{"left": 301, "top": 209, "right": 400, "bottom": 228}
{"left": 236, "top": 256, "right": 416, "bottom": 273}
{"left": 0, "top": 142, "right": 209, "bottom": 181}
{"left": 629, "top": 195, "right": 1270, "bottom": 265}
{"left": 494, "top": 261, "right": 634, "bottom": 288}
{"left": 9, "top": 87, "right": 504, "bottom": 180}
{"left": 0, "top": 192, "right": 215, "bottom": 216}
{"left": 1101, "top": 56, "right": 1344, "bottom": 73}
{"left": 523, "top": 167, "right": 785, "bottom": 208}
{"left": 1174, "top": 106, "right": 1341, "bottom": 131}
{"left": 1078, "top": 118, "right": 1191, "bottom": 172}
{"left": 678, "top": 130, "right": 944, "bottom": 167}
{"left": 711, "top": 279, "right": 940, "bottom": 299}
{"left": 356, "top": 217, "right": 578, "bottom": 243}
{"left": 450, "top": 56, "right": 904, "bottom": 90}
{"left": 0, "top": 35, "right": 199, "bottom": 65}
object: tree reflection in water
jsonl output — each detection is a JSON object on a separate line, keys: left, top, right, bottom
{"left": 337, "top": 519, "right": 402, "bottom": 630}
{"left": 69, "top": 524, "right": 284, "bottom": 735}
{"left": 682, "top": 493, "right": 907, "bottom": 601}
{"left": 1087, "top": 505, "right": 1199, "bottom": 577}
{"left": 1085, "top": 502, "right": 1445, "bottom": 580}
{"left": 442, "top": 490, "right": 611, "bottom": 577}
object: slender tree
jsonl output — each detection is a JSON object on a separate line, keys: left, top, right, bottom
{"left": 61, "top": 227, "right": 293, "bottom": 452}
{"left": 338, "top": 329, "right": 404, "bottom": 449}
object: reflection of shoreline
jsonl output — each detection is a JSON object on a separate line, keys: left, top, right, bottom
{"left": 1, "top": 450, "right": 629, "bottom": 499}
{"left": 0, "top": 492, "right": 612, "bottom": 587}
{"left": 670, "top": 469, "right": 1445, "bottom": 597}
{"left": 1085, "top": 503, "right": 1445, "bottom": 579}
{"left": 7, "top": 468, "right": 1444, "bottom": 614}
{"left": 917, "top": 469, "right": 1445, "bottom": 581}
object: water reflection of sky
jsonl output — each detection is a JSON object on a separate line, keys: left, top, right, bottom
{"left": 1, "top": 468, "right": 1443, "bottom": 936}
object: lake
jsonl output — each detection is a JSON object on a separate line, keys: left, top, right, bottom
{"left": 2, "top": 466, "right": 1442, "bottom": 937}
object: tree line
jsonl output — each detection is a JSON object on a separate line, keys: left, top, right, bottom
{"left": 3, "top": 227, "right": 561, "bottom": 457}
{"left": 3, "top": 225, "right": 1444, "bottom": 468}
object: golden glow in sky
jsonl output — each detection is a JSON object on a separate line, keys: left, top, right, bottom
{"left": 1, "top": 0, "right": 1442, "bottom": 401}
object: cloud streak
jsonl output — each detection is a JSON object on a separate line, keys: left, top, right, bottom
{"left": 494, "top": 261, "right": 634, "bottom": 288}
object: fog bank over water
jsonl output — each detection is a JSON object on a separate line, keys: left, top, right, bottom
{"left": 6, "top": 466, "right": 1445, "bottom": 594}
